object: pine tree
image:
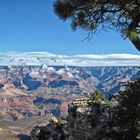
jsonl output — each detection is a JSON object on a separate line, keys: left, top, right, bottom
{"left": 54, "top": 0, "right": 140, "bottom": 51}
{"left": 106, "top": 79, "right": 140, "bottom": 139}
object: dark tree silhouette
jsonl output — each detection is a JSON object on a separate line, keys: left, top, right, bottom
{"left": 54, "top": 0, "right": 140, "bottom": 51}
{"left": 104, "top": 79, "right": 140, "bottom": 140}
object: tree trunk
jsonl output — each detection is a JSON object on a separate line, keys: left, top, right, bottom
{"left": 129, "top": 36, "right": 140, "bottom": 52}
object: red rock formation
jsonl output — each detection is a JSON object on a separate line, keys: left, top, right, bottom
{"left": 60, "top": 100, "right": 71, "bottom": 118}
{"left": 0, "top": 96, "right": 48, "bottom": 121}
{"left": 0, "top": 82, "right": 27, "bottom": 98}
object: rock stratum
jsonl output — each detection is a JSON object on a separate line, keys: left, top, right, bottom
{"left": 0, "top": 65, "right": 139, "bottom": 122}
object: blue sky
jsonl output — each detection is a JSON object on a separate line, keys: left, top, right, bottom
{"left": 0, "top": 0, "right": 139, "bottom": 55}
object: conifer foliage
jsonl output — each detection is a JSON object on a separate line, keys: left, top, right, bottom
{"left": 30, "top": 80, "right": 140, "bottom": 140}
{"left": 106, "top": 79, "right": 140, "bottom": 140}
{"left": 54, "top": 0, "right": 140, "bottom": 51}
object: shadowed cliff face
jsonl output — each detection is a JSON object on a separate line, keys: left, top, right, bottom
{"left": 0, "top": 95, "right": 48, "bottom": 121}
{"left": 23, "top": 74, "right": 42, "bottom": 91}
{"left": 0, "top": 66, "right": 139, "bottom": 122}
{"left": 30, "top": 95, "right": 108, "bottom": 140}
{"left": 0, "top": 82, "right": 73, "bottom": 121}
{"left": 0, "top": 66, "right": 139, "bottom": 94}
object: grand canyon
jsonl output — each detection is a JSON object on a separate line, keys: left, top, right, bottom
{"left": 0, "top": 65, "right": 139, "bottom": 122}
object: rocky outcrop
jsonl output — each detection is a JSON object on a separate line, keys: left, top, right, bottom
{"left": 30, "top": 93, "right": 109, "bottom": 140}
{"left": 0, "top": 66, "right": 138, "bottom": 122}
{"left": 0, "top": 66, "right": 139, "bottom": 95}
{"left": 0, "top": 95, "right": 48, "bottom": 121}
{"left": 0, "top": 82, "right": 27, "bottom": 98}
{"left": 66, "top": 96, "right": 108, "bottom": 140}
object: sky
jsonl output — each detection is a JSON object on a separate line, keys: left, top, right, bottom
{"left": 0, "top": 0, "right": 139, "bottom": 55}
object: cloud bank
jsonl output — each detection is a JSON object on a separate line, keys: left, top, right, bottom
{"left": 0, "top": 52, "right": 139, "bottom": 66}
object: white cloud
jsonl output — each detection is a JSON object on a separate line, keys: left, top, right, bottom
{"left": 56, "top": 69, "right": 65, "bottom": 75}
{"left": 55, "top": 68, "right": 75, "bottom": 78}
{"left": 73, "top": 53, "right": 140, "bottom": 59}
{"left": 66, "top": 72, "right": 74, "bottom": 78}
{"left": 29, "top": 70, "right": 40, "bottom": 79}
{"left": 0, "top": 52, "right": 140, "bottom": 66}
{"left": 41, "top": 64, "right": 56, "bottom": 73}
